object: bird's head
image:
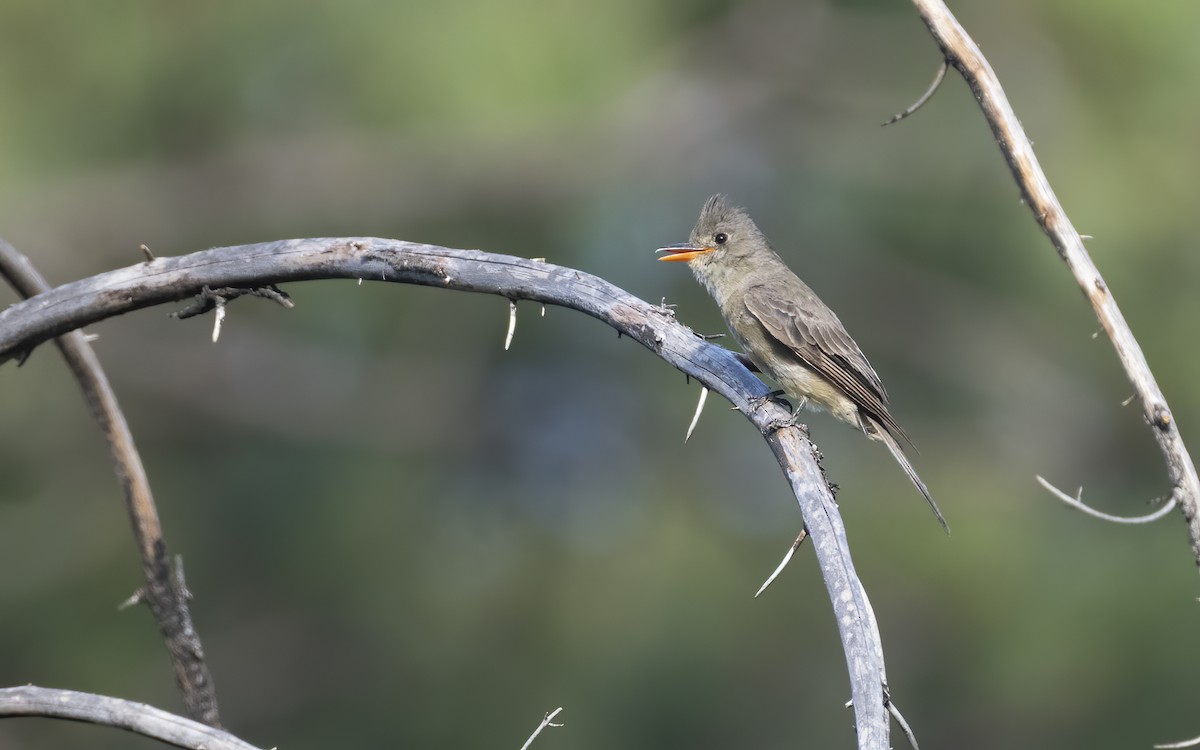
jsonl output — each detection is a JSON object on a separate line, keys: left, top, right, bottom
{"left": 657, "top": 194, "right": 766, "bottom": 275}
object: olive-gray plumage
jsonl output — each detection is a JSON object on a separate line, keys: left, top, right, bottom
{"left": 661, "top": 194, "right": 947, "bottom": 531}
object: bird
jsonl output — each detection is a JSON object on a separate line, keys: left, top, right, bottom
{"left": 658, "top": 194, "right": 947, "bottom": 532}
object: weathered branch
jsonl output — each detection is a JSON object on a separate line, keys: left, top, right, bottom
{"left": 908, "top": 0, "right": 1200, "bottom": 567}
{"left": 0, "top": 240, "right": 222, "bottom": 727}
{"left": 0, "top": 238, "right": 894, "bottom": 748}
{"left": 0, "top": 686, "right": 258, "bottom": 750}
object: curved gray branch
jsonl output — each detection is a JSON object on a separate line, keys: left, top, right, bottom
{"left": 0, "top": 686, "right": 259, "bottom": 750}
{"left": 0, "top": 240, "right": 221, "bottom": 727}
{"left": 0, "top": 237, "right": 891, "bottom": 747}
{"left": 909, "top": 0, "right": 1200, "bottom": 566}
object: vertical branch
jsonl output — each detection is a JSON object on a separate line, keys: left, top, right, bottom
{"left": 0, "top": 241, "right": 222, "bottom": 726}
{"left": 907, "top": 0, "right": 1200, "bottom": 567}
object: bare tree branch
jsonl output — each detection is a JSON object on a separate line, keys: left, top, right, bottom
{"left": 0, "top": 238, "right": 896, "bottom": 748}
{"left": 0, "top": 686, "right": 259, "bottom": 750}
{"left": 908, "top": 0, "right": 1200, "bottom": 567}
{"left": 0, "top": 240, "right": 222, "bottom": 727}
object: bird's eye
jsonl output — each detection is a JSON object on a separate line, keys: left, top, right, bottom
{"left": 714, "top": 232, "right": 728, "bottom": 245}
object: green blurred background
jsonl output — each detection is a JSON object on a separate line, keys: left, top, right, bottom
{"left": 2, "top": 1, "right": 1199, "bottom": 748}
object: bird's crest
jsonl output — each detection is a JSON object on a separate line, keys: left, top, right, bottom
{"left": 699, "top": 193, "right": 740, "bottom": 227}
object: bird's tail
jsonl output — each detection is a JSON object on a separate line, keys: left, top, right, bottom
{"left": 875, "top": 425, "right": 949, "bottom": 534}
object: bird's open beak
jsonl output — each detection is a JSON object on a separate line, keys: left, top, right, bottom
{"left": 656, "top": 243, "right": 714, "bottom": 262}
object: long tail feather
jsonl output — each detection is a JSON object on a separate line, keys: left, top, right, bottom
{"left": 876, "top": 426, "right": 949, "bottom": 534}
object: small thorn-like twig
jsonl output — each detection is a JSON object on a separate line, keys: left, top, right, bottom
{"left": 1156, "top": 734, "right": 1200, "bottom": 749}
{"left": 888, "top": 699, "right": 921, "bottom": 750}
{"left": 505, "top": 299, "right": 518, "bottom": 350}
{"left": 211, "top": 297, "right": 226, "bottom": 342}
{"left": 174, "top": 555, "right": 194, "bottom": 601}
{"left": 883, "top": 59, "right": 949, "bottom": 126}
{"left": 1122, "top": 393, "right": 1137, "bottom": 407}
{"left": 139, "top": 244, "right": 155, "bottom": 262}
{"left": 697, "top": 331, "right": 726, "bottom": 341}
{"left": 117, "top": 588, "right": 146, "bottom": 611}
{"left": 518, "top": 707, "right": 564, "bottom": 750}
{"left": 1036, "top": 476, "right": 1177, "bottom": 524}
{"left": 541, "top": 304, "right": 546, "bottom": 317}
{"left": 685, "top": 386, "right": 709, "bottom": 443}
{"left": 755, "top": 527, "right": 809, "bottom": 598}
{"left": 658, "top": 297, "right": 677, "bottom": 317}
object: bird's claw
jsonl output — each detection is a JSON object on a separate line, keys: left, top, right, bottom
{"left": 765, "top": 412, "right": 808, "bottom": 435}
{"left": 746, "top": 390, "right": 792, "bottom": 413}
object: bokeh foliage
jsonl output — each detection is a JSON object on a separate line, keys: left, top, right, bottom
{"left": 2, "top": 1, "right": 1199, "bottom": 748}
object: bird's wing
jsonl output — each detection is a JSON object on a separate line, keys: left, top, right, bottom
{"left": 743, "top": 281, "right": 912, "bottom": 443}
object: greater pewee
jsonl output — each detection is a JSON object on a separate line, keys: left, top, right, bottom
{"left": 659, "top": 194, "right": 947, "bottom": 532}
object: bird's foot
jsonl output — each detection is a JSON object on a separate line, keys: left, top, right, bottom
{"left": 764, "top": 411, "right": 810, "bottom": 435}
{"left": 745, "top": 390, "right": 792, "bottom": 413}
{"left": 761, "top": 397, "right": 811, "bottom": 435}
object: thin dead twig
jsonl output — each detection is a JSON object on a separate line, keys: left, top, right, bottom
{"left": 0, "top": 240, "right": 222, "bottom": 727}
{"left": 518, "top": 707, "right": 564, "bottom": 750}
{"left": 883, "top": 59, "right": 949, "bottom": 126}
{"left": 887, "top": 698, "right": 921, "bottom": 750}
{"left": 1036, "top": 476, "right": 1177, "bottom": 525}
{"left": 171, "top": 284, "right": 293, "bottom": 319}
